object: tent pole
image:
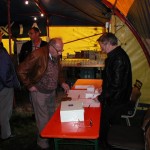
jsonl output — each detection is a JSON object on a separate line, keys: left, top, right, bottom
{"left": 46, "top": 16, "right": 49, "bottom": 38}
{"left": 7, "top": 0, "right": 12, "bottom": 54}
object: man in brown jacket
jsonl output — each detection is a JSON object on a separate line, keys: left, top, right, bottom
{"left": 17, "top": 37, "right": 69, "bottom": 150}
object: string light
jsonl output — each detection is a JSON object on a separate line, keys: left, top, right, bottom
{"left": 25, "top": 0, "right": 29, "bottom": 5}
{"left": 24, "top": 1, "right": 44, "bottom": 21}
{"left": 41, "top": 13, "right": 44, "bottom": 17}
{"left": 34, "top": 17, "right": 37, "bottom": 21}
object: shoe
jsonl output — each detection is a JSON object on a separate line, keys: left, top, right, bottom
{"left": 0, "top": 134, "right": 15, "bottom": 141}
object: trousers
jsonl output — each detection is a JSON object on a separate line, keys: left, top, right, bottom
{"left": 31, "top": 90, "right": 55, "bottom": 149}
{"left": 0, "top": 88, "right": 14, "bottom": 139}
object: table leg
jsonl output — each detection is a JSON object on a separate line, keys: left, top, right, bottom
{"left": 54, "top": 139, "right": 59, "bottom": 150}
{"left": 94, "top": 139, "right": 99, "bottom": 150}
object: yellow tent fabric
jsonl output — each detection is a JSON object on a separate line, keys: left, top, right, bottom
{"left": 2, "top": 39, "right": 13, "bottom": 53}
{"left": 49, "top": 27, "right": 104, "bottom": 58}
{"left": 4, "top": 26, "right": 104, "bottom": 56}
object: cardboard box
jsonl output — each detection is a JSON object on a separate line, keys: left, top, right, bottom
{"left": 60, "top": 101, "right": 84, "bottom": 122}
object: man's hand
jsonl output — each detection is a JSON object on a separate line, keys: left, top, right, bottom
{"left": 28, "top": 86, "right": 38, "bottom": 92}
{"left": 61, "top": 83, "right": 70, "bottom": 93}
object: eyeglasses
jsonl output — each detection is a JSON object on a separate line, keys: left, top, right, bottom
{"left": 50, "top": 44, "right": 64, "bottom": 54}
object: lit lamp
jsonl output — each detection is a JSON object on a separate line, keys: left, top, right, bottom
{"left": 41, "top": 13, "right": 44, "bottom": 17}
{"left": 25, "top": 0, "right": 29, "bottom": 5}
{"left": 34, "top": 17, "right": 37, "bottom": 21}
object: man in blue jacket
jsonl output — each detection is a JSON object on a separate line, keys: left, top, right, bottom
{"left": 0, "top": 32, "right": 20, "bottom": 140}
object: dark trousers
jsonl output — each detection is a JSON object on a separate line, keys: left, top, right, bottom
{"left": 100, "top": 104, "right": 123, "bottom": 142}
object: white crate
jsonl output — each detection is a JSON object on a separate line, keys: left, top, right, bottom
{"left": 60, "top": 101, "right": 84, "bottom": 122}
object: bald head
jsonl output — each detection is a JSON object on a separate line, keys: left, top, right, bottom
{"left": 49, "top": 38, "right": 63, "bottom": 46}
{"left": 49, "top": 38, "right": 64, "bottom": 56}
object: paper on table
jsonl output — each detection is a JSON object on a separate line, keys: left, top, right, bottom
{"left": 83, "top": 99, "right": 100, "bottom": 107}
{"left": 85, "top": 92, "right": 100, "bottom": 99}
{"left": 67, "top": 90, "right": 87, "bottom": 99}
{"left": 67, "top": 89, "right": 100, "bottom": 99}
{"left": 67, "top": 89, "right": 100, "bottom": 107}
{"left": 72, "top": 98, "right": 100, "bottom": 107}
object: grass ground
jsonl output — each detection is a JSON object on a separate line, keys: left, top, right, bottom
{"left": 0, "top": 89, "right": 52, "bottom": 150}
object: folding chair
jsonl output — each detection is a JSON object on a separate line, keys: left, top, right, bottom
{"left": 121, "top": 80, "right": 142, "bottom": 126}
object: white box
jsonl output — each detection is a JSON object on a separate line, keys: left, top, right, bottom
{"left": 75, "top": 85, "right": 92, "bottom": 89}
{"left": 60, "top": 101, "right": 84, "bottom": 122}
{"left": 85, "top": 92, "right": 94, "bottom": 98}
{"left": 87, "top": 85, "right": 95, "bottom": 92}
{"left": 85, "top": 90, "right": 100, "bottom": 99}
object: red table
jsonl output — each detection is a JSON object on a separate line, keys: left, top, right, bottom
{"left": 41, "top": 79, "right": 102, "bottom": 150}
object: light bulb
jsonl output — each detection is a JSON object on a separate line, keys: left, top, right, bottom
{"left": 41, "top": 13, "right": 44, "bottom": 17}
{"left": 25, "top": 0, "right": 29, "bottom": 5}
{"left": 34, "top": 17, "right": 37, "bottom": 21}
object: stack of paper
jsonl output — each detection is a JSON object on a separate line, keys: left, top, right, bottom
{"left": 67, "top": 89, "right": 100, "bottom": 107}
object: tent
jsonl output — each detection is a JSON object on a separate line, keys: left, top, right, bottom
{"left": 0, "top": 0, "right": 150, "bottom": 105}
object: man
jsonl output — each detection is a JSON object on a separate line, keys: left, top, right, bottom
{"left": 17, "top": 38, "right": 70, "bottom": 149}
{"left": 19, "top": 27, "right": 47, "bottom": 63}
{"left": 0, "top": 32, "right": 20, "bottom": 140}
{"left": 97, "top": 33, "right": 132, "bottom": 142}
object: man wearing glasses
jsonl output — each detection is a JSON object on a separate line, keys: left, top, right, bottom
{"left": 17, "top": 38, "right": 70, "bottom": 150}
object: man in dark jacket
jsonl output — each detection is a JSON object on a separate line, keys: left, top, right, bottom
{"left": 97, "top": 33, "right": 132, "bottom": 142}
{"left": 19, "top": 27, "right": 47, "bottom": 63}
{"left": 0, "top": 32, "right": 20, "bottom": 140}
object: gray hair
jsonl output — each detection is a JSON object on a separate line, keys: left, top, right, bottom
{"left": 97, "top": 32, "right": 118, "bottom": 45}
